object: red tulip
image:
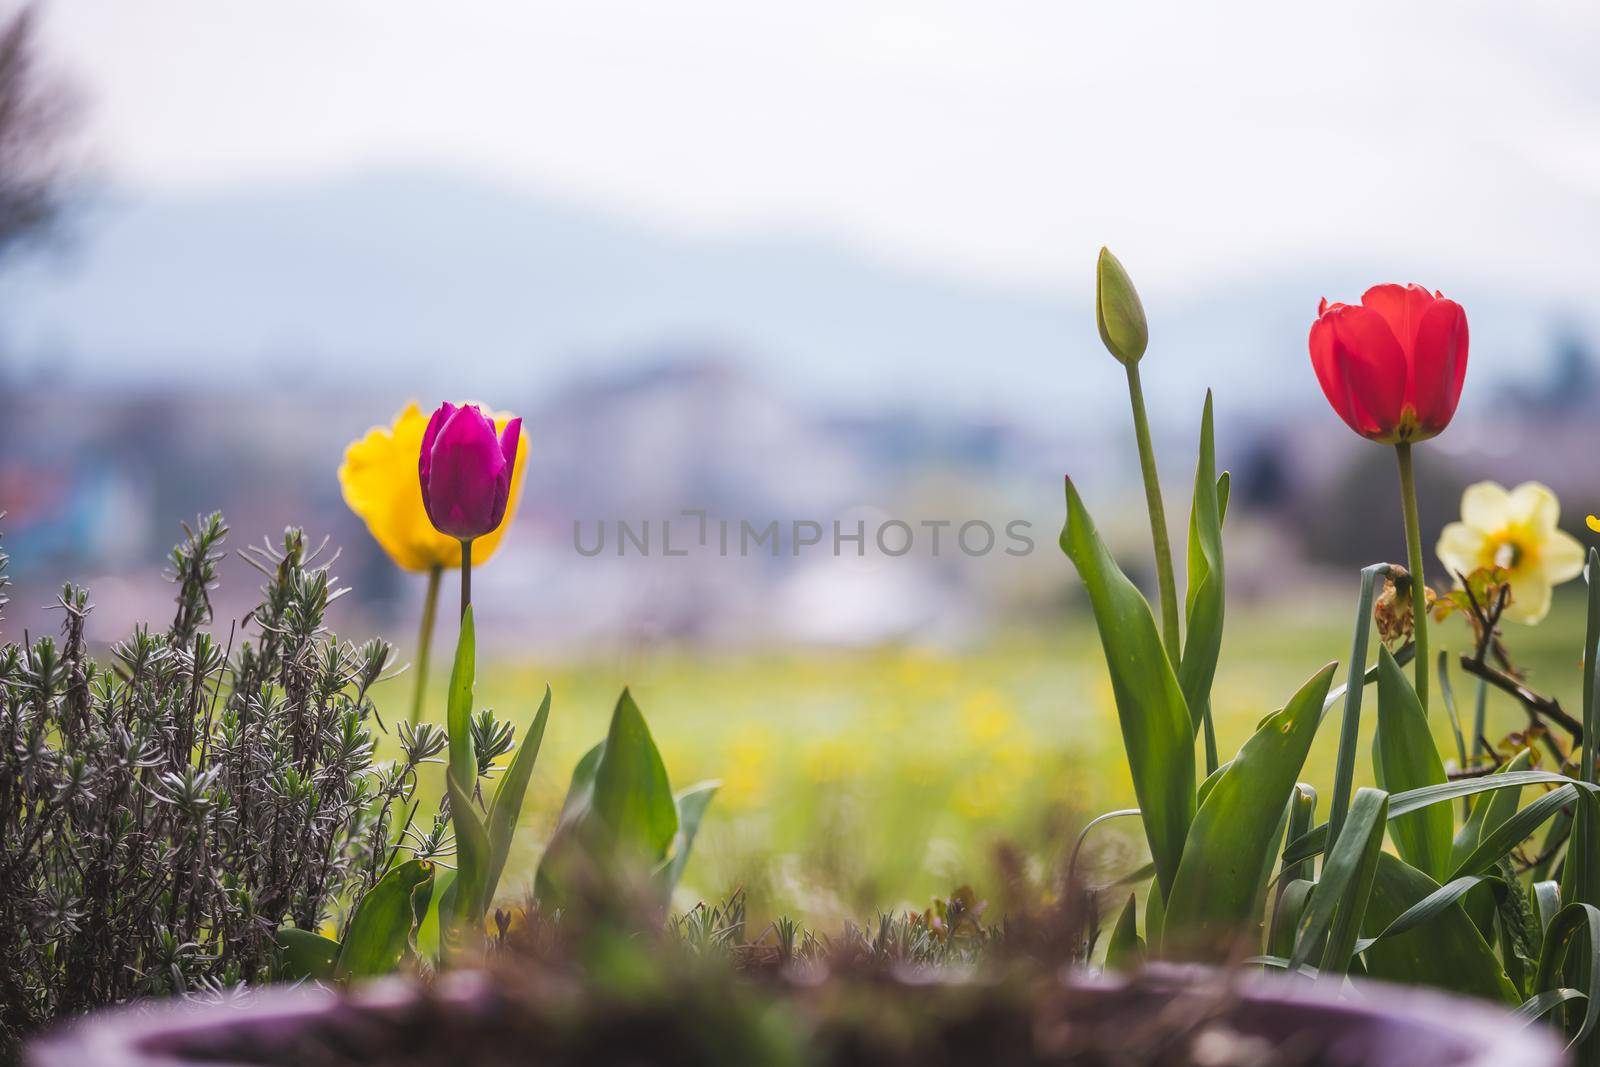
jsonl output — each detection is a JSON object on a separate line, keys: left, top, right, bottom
{"left": 419, "top": 402, "right": 522, "bottom": 541}
{"left": 1309, "top": 284, "right": 1468, "bottom": 444}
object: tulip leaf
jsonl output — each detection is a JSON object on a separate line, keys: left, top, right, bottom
{"left": 1451, "top": 785, "right": 1577, "bottom": 881}
{"left": 1268, "top": 878, "right": 1314, "bottom": 961}
{"left": 1326, "top": 563, "right": 1391, "bottom": 852}
{"left": 657, "top": 780, "right": 720, "bottom": 894}
{"left": 446, "top": 607, "right": 477, "bottom": 795}
{"left": 1536, "top": 903, "right": 1600, "bottom": 1049}
{"left": 1360, "top": 852, "right": 1518, "bottom": 1003}
{"left": 484, "top": 683, "right": 552, "bottom": 904}
{"left": 445, "top": 772, "right": 492, "bottom": 930}
{"left": 335, "top": 859, "right": 434, "bottom": 980}
{"left": 1164, "top": 662, "right": 1336, "bottom": 957}
{"left": 537, "top": 690, "right": 680, "bottom": 907}
{"left": 1179, "top": 393, "right": 1225, "bottom": 752}
{"left": 1451, "top": 748, "right": 1532, "bottom": 872}
{"left": 1289, "top": 787, "right": 1387, "bottom": 979}
{"left": 276, "top": 927, "right": 340, "bottom": 982}
{"left": 1372, "top": 646, "right": 1452, "bottom": 880}
{"left": 1060, "top": 477, "right": 1194, "bottom": 902}
{"left": 1105, "top": 893, "right": 1144, "bottom": 972}
{"left": 1284, "top": 770, "right": 1600, "bottom": 869}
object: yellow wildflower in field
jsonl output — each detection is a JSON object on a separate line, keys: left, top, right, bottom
{"left": 338, "top": 402, "right": 528, "bottom": 571}
{"left": 719, "top": 724, "right": 774, "bottom": 809}
{"left": 1436, "top": 481, "right": 1584, "bottom": 624}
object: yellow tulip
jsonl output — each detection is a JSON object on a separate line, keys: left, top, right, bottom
{"left": 338, "top": 402, "right": 528, "bottom": 572}
{"left": 1436, "top": 481, "right": 1584, "bottom": 624}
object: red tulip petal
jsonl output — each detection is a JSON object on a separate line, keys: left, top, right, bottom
{"left": 1310, "top": 304, "right": 1406, "bottom": 440}
{"left": 1409, "top": 297, "right": 1468, "bottom": 437}
{"left": 1360, "top": 283, "right": 1436, "bottom": 359}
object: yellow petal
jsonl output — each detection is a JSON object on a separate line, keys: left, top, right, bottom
{"left": 1540, "top": 528, "right": 1586, "bottom": 585}
{"left": 1504, "top": 570, "right": 1552, "bottom": 625}
{"left": 1588, "top": 515, "right": 1600, "bottom": 535}
{"left": 1459, "top": 481, "right": 1512, "bottom": 534}
{"left": 1506, "top": 481, "right": 1560, "bottom": 533}
{"left": 1436, "top": 521, "right": 1488, "bottom": 581}
{"left": 468, "top": 412, "right": 530, "bottom": 566}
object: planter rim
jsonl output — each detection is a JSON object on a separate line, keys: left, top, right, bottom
{"left": 27, "top": 965, "right": 1564, "bottom": 1067}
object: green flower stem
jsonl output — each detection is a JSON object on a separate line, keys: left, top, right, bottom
{"left": 408, "top": 564, "right": 443, "bottom": 724}
{"left": 459, "top": 539, "right": 473, "bottom": 620}
{"left": 1125, "top": 362, "right": 1181, "bottom": 664}
{"left": 1396, "top": 442, "right": 1430, "bottom": 713}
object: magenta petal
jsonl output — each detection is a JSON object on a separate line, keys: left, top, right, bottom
{"left": 424, "top": 404, "right": 509, "bottom": 539}
{"left": 418, "top": 401, "right": 458, "bottom": 522}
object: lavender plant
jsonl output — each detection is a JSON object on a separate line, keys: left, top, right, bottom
{"left": 0, "top": 515, "right": 439, "bottom": 1056}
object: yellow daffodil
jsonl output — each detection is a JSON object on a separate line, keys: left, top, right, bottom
{"left": 338, "top": 402, "right": 528, "bottom": 572}
{"left": 1436, "top": 481, "right": 1584, "bottom": 624}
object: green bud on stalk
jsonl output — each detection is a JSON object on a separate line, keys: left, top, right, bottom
{"left": 1096, "top": 246, "right": 1149, "bottom": 366}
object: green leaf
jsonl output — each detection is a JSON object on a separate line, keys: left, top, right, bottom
{"left": 1289, "top": 787, "right": 1387, "bottom": 978}
{"left": 1515, "top": 988, "right": 1588, "bottom": 1025}
{"left": 446, "top": 772, "right": 492, "bottom": 927}
{"left": 1352, "top": 873, "right": 1504, "bottom": 954}
{"left": 1372, "top": 646, "right": 1452, "bottom": 880}
{"left": 1284, "top": 770, "right": 1595, "bottom": 869}
{"left": 1280, "top": 783, "right": 1317, "bottom": 887}
{"left": 1180, "top": 394, "right": 1225, "bottom": 754}
{"left": 1360, "top": 852, "right": 1519, "bottom": 1003}
{"left": 1451, "top": 748, "right": 1533, "bottom": 874}
{"left": 1452, "top": 784, "right": 1576, "bottom": 881}
{"left": 1105, "top": 893, "right": 1144, "bottom": 971}
{"left": 1537, "top": 902, "right": 1600, "bottom": 1049}
{"left": 1164, "top": 662, "right": 1336, "bottom": 957}
{"left": 1538, "top": 881, "right": 1564, "bottom": 935}
{"left": 1327, "top": 563, "right": 1392, "bottom": 849}
{"left": 657, "top": 780, "right": 719, "bottom": 893}
{"left": 415, "top": 867, "right": 455, "bottom": 960}
{"left": 536, "top": 690, "right": 680, "bottom": 907}
{"left": 484, "top": 683, "right": 552, "bottom": 905}
{"left": 446, "top": 607, "right": 477, "bottom": 795}
{"left": 1268, "top": 878, "right": 1314, "bottom": 960}
{"left": 1195, "top": 761, "right": 1231, "bottom": 809}
{"left": 276, "top": 927, "right": 340, "bottom": 981}
{"left": 1060, "top": 477, "right": 1194, "bottom": 901}
{"left": 592, "top": 689, "right": 679, "bottom": 859}
{"left": 334, "top": 859, "right": 434, "bottom": 980}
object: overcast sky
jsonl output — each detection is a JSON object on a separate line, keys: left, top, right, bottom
{"left": 36, "top": 1, "right": 1600, "bottom": 302}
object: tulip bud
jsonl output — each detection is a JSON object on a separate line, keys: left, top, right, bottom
{"left": 1096, "top": 247, "right": 1148, "bottom": 366}
{"left": 418, "top": 402, "right": 522, "bottom": 541}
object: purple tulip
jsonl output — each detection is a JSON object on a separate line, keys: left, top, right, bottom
{"left": 418, "top": 402, "right": 522, "bottom": 542}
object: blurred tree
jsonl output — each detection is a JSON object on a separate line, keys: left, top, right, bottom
{"left": 0, "top": 3, "right": 74, "bottom": 266}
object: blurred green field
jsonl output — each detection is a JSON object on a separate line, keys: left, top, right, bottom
{"left": 398, "top": 585, "right": 1593, "bottom": 928}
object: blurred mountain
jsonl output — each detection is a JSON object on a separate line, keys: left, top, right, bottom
{"left": 0, "top": 170, "right": 1591, "bottom": 430}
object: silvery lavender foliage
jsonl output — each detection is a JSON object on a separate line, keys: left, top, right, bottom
{"left": 0, "top": 515, "right": 430, "bottom": 1056}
